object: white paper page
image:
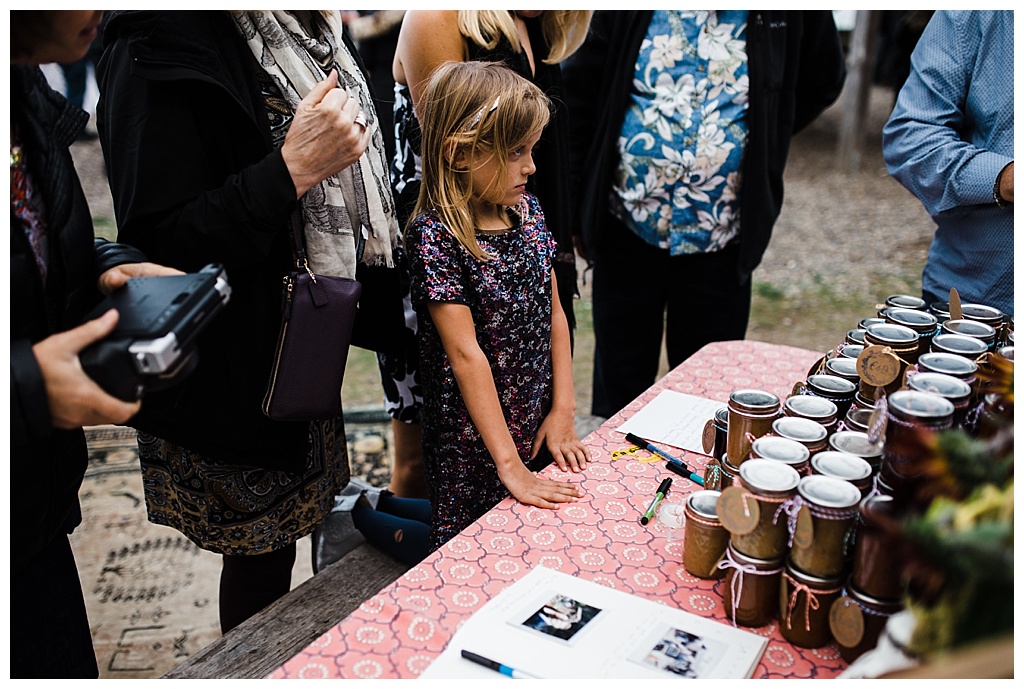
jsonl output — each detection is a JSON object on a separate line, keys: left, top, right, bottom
{"left": 420, "top": 566, "right": 766, "bottom": 680}
{"left": 616, "top": 390, "right": 725, "bottom": 455}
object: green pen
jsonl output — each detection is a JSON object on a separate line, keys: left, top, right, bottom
{"left": 639, "top": 477, "right": 673, "bottom": 526}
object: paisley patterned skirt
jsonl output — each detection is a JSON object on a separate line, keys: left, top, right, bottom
{"left": 137, "top": 418, "right": 349, "bottom": 556}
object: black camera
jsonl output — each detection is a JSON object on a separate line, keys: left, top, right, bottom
{"left": 79, "top": 263, "right": 231, "bottom": 401}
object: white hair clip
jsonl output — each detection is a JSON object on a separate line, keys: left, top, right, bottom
{"left": 463, "top": 96, "right": 501, "bottom": 131}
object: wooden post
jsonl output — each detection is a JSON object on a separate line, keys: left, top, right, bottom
{"left": 837, "top": 10, "right": 881, "bottom": 175}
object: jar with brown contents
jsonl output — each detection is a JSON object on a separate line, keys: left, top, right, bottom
{"left": 719, "top": 459, "right": 800, "bottom": 560}
{"left": 803, "top": 374, "right": 858, "bottom": 419}
{"left": 788, "top": 475, "right": 861, "bottom": 578}
{"left": 940, "top": 319, "right": 997, "bottom": 351}
{"left": 930, "top": 332, "right": 989, "bottom": 361}
{"left": 727, "top": 389, "right": 780, "bottom": 466}
{"left": 879, "top": 390, "right": 954, "bottom": 506}
{"left": 829, "top": 430, "right": 883, "bottom": 473}
{"left": 771, "top": 416, "right": 829, "bottom": 458}
{"left": 907, "top": 372, "right": 973, "bottom": 429}
{"left": 824, "top": 356, "right": 861, "bottom": 388}
{"left": 750, "top": 435, "right": 810, "bottom": 475}
{"left": 779, "top": 561, "right": 843, "bottom": 648}
{"left": 885, "top": 308, "right": 939, "bottom": 361}
{"left": 810, "top": 451, "right": 874, "bottom": 497}
{"left": 682, "top": 491, "right": 728, "bottom": 579}
{"left": 831, "top": 581, "right": 904, "bottom": 663}
{"left": 718, "top": 543, "right": 784, "bottom": 628}
{"left": 783, "top": 394, "right": 838, "bottom": 438}
{"left": 851, "top": 495, "right": 903, "bottom": 600}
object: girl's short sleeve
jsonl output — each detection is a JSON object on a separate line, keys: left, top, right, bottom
{"left": 407, "top": 214, "right": 467, "bottom": 306}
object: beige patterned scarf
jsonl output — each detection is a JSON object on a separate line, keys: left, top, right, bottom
{"left": 232, "top": 10, "right": 398, "bottom": 278}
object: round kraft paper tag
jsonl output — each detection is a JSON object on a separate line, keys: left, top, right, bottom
{"left": 830, "top": 596, "right": 865, "bottom": 648}
{"left": 703, "top": 459, "right": 723, "bottom": 491}
{"left": 717, "top": 486, "right": 760, "bottom": 535}
{"left": 857, "top": 345, "right": 901, "bottom": 387}
{"left": 793, "top": 504, "right": 814, "bottom": 550}
{"left": 702, "top": 419, "right": 717, "bottom": 455}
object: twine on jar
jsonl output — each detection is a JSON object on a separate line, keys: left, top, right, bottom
{"left": 776, "top": 495, "right": 857, "bottom": 548}
{"left": 717, "top": 548, "right": 783, "bottom": 627}
{"left": 863, "top": 474, "right": 882, "bottom": 502}
{"left": 684, "top": 509, "right": 720, "bottom": 529}
{"left": 783, "top": 571, "right": 842, "bottom": 632}
{"left": 839, "top": 588, "right": 898, "bottom": 618}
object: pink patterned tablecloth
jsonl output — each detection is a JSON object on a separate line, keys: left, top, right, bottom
{"left": 272, "top": 340, "right": 845, "bottom": 679}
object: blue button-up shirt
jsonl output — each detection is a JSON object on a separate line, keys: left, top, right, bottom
{"left": 883, "top": 10, "right": 1014, "bottom": 316}
{"left": 610, "top": 10, "right": 749, "bottom": 255}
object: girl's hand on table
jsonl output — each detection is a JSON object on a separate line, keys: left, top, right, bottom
{"left": 497, "top": 460, "right": 582, "bottom": 509}
{"left": 532, "top": 413, "right": 591, "bottom": 473}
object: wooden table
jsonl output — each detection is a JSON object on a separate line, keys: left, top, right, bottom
{"left": 271, "top": 340, "right": 846, "bottom": 679}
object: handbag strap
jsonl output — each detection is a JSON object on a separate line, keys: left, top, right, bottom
{"left": 290, "top": 206, "right": 316, "bottom": 282}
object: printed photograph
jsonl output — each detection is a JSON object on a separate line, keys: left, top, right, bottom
{"left": 632, "top": 626, "right": 726, "bottom": 678}
{"left": 517, "top": 593, "right": 602, "bottom": 643}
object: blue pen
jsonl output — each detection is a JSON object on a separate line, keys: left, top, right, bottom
{"left": 461, "top": 650, "right": 539, "bottom": 679}
{"left": 625, "top": 433, "right": 705, "bottom": 486}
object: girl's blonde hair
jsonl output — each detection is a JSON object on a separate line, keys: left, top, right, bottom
{"left": 413, "top": 61, "right": 551, "bottom": 261}
{"left": 458, "top": 10, "right": 593, "bottom": 65}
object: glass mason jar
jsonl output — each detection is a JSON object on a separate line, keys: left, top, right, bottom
{"left": 845, "top": 328, "right": 866, "bottom": 346}
{"left": 885, "top": 308, "right": 939, "bottom": 361}
{"left": 883, "top": 294, "right": 927, "bottom": 313}
{"left": 960, "top": 302, "right": 1004, "bottom": 330}
{"left": 928, "top": 300, "right": 951, "bottom": 321}
{"left": 706, "top": 406, "right": 729, "bottom": 462}
{"left": 750, "top": 435, "right": 810, "bottom": 475}
{"left": 829, "top": 430, "right": 883, "bottom": 472}
{"left": 789, "top": 475, "right": 861, "bottom": 578}
{"left": 859, "top": 317, "right": 886, "bottom": 331}
{"left": 842, "top": 406, "right": 873, "bottom": 434}
{"left": 720, "top": 459, "right": 800, "bottom": 560}
{"left": 784, "top": 394, "right": 838, "bottom": 437}
{"left": 838, "top": 343, "right": 864, "bottom": 360}
{"left": 916, "top": 351, "right": 978, "bottom": 385}
{"left": 716, "top": 453, "right": 742, "bottom": 491}
{"left": 851, "top": 494, "right": 903, "bottom": 600}
{"left": 907, "top": 372, "right": 973, "bottom": 429}
{"left": 880, "top": 390, "right": 955, "bottom": 506}
{"left": 864, "top": 322, "right": 920, "bottom": 373}
{"left": 824, "top": 356, "right": 861, "bottom": 388}
{"left": 810, "top": 451, "right": 874, "bottom": 497}
{"left": 939, "top": 319, "right": 997, "bottom": 351}
{"left": 727, "top": 389, "right": 780, "bottom": 466}
{"left": 719, "top": 543, "right": 784, "bottom": 628}
{"left": 832, "top": 582, "right": 904, "bottom": 663}
{"left": 803, "top": 374, "right": 858, "bottom": 419}
{"left": 771, "top": 416, "right": 829, "bottom": 457}
{"left": 682, "top": 490, "right": 728, "bottom": 579}
{"left": 779, "top": 561, "right": 843, "bottom": 648}
{"left": 930, "top": 332, "right": 989, "bottom": 361}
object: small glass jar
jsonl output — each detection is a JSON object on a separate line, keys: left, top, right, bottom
{"left": 719, "top": 543, "right": 784, "bottom": 628}
{"left": 845, "top": 328, "right": 866, "bottom": 346}
{"left": 784, "top": 394, "right": 838, "bottom": 437}
{"left": 833, "top": 582, "right": 904, "bottom": 663}
{"left": 803, "top": 374, "right": 858, "bottom": 419}
{"left": 779, "top": 561, "right": 842, "bottom": 648}
{"left": 960, "top": 302, "right": 1004, "bottom": 330}
{"left": 789, "top": 475, "right": 861, "bottom": 578}
{"left": 682, "top": 490, "right": 728, "bottom": 579}
{"left": 824, "top": 356, "right": 861, "bottom": 387}
{"left": 880, "top": 390, "right": 955, "bottom": 502}
{"left": 851, "top": 494, "right": 903, "bottom": 600}
{"left": 838, "top": 344, "right": 864, "bottom": 360}
{"left": 884, "top": 294, "right": 927, "bottom": 312}
{"left": 930, "top": 332, "right": 989, "bottom": 361}
{"left": 864, "top": 322, "right": 920, "bottom": 373}
{"left": 916, "top": 351, "right": 978, "bottom": 384}
{"left": 851, "top": 390, "right": 876, "bottom": 412}
{"left": 940, "top": 319, "right": 997, "bottom": 351}
{"left": 771, "top": 416, "right": 829, "bottom": 457}
{"left": 907, "top": 372, "right": 973, "bottom": 429}
{"left": 750, "top": 435, "right": 810, "bottom": 475}
{"left": 928, "top": 300, "right": 950, "bottom": 321}
{"left": 708, "top": 406, "right": 729, "bottom": 462}
{"left": 727, "top": 389, "right": 780, "bottom": 466}
{"left": 829, "top": 430, "right": 883, "bottom": 472}
{"left": 810, "top": 451, "right": 874, "bottom": 497}
{"left": 721, "top": 459, "right": 800, "bottom": 560}
{"left": 859, "top": 317, "right": 886, "bottom": 331}
{"left": 842, "top": 406, "right": 873, "bottom": 434}
{"left": 885, "top": 308, "right": 939, "bottom": 360}
{"left": 717, "top": 454, "right": 742, "bottom": 491}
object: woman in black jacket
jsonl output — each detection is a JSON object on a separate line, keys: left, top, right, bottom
{"left": 96, "top": 11, "right": 401, "bottom": 633}
{"left": 10, "top": 10, "right": 180, "bottom": 678}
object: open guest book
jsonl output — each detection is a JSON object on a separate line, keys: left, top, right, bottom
{"left": 420, "top": 566, "right": 768, "bottom": 679}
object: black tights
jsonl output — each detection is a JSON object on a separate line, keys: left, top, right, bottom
{"left": 219, "top": 543, "right": 296, "bottom": 634}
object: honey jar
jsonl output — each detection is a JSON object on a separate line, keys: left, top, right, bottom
{"left": 771, "top": 416, "right": 829, "bottom": 457}
{"left": 831, "top": 582, "right": 904, "bottom": 663}
{"left": 930, "top": 332, "right": 988, "bottom": 361}
{"left": 750, "top": 435, "right": 810, "bottom": 475}
{"left": 803, "top": 374, "right": 858, "bottom": 419}
{"left": 907, "top": 372, "right": 973, "bottom": 429}
{"left": 810, "top": 451, "right": 874, "bottom": 497}
{"left": 783, "top": 394, "right": 838, "bottom": 437}
{"left": 727, "top": 389, "right": 780, "bottom": 465}
{"left": 719, "top": 543, "right": 784, "bottom": 628}
{"left": 850, "top": 494, "right": 903, "bottom": 600}
{"left": 879, "top": 390, "right": 954, "bottom": 506}
{"left": 829, "top": 430, "right": 883, "bottom": 472}
{"left": 718, "top": 459, "right": 800, "bottom": 560}
{"left": 682, "top": 490, "right": 728, "bottom": 579}
{"left": 788, "top": 475, "right": 861, "bottom": 578}
{"left": 779, "top": 561, "right": 842, "bottom": 648}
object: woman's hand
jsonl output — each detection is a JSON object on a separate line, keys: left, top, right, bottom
{"left": 97, "top": 262, "right": 184, "bottom": 295}
{"left": 281, "top": 69, "right": 371, "bottom": 198}
{"left": 496, "top": 459, "right": 582, "bottom": 510}
{"left": 32, "top": 309, "right": 142, "bottom": 429}
{"left": 532, "top": 412, "right": 590, "bottom": 474}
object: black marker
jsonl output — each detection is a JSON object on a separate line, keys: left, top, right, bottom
{"left": 625, "top": 432, "right": 705, "bottom": 486}
{"left": 640, "top": 477, "right": 672, "bottom": 526}
{"left": 461, "top": 650, "right": 539, "bottom": 679}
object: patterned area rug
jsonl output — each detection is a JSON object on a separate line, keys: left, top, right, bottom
{"left": 72, "top": 422, "right": 392, "bottom": 679}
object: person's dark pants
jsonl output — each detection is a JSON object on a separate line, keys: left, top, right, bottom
{"left": 11, "top": 532, "right": 99, "bottom": 678}
{"left": 591, "top": 213, "right": 751, "bottom": 418}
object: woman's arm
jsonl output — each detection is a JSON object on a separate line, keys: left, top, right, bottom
{"left": 428, "top": 300, "right": 582, "bottom": 508}
{"left": 532, "top": 270, "right": 590, "bottom": 472}
{"left": 393, "top": 10, "right": 467, "bottom": 111}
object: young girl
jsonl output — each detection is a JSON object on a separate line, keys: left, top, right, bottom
{"left": 407, "top": 61, "right": 590, "bottom": 549}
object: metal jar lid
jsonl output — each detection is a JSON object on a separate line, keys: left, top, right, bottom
{"left": 907, "top": 372, "right": 973, "bottom": 405}
{"left": 846, "top": 328, "right": 866, "bottom": 345}
{"left": 797, "top": 474, "right": 862, "bottom": 510}
{"left": 714, "top": 406, "right": 730, "bottom": 428}
{"left": 961, "top": 303, "right": 1004, "bottom": 328}
{"left": 824, "top": 357, "right": 860, "bottom": 384}
{"left": 751, "top": 435, "right": 810, "bottom": 466}
{"left": 930, "top": 333, "right": 989, "bottom": 358}
{"left": 864, "top": 322, "right": 919, "bottom": 347}
{"left": 729, "top": 389, "right": 781, "bottom": 414}
{"left": 885, "top": 294, "right": 927, "bottom": 311}
{"left": 810, "top": 451, "right": 873, "bottom": 483}
{"left": 916, "top": 352, "right": 978, "bottom": 379}
{"left": 885, "top": 308, "right": 938, "bottom": 334}
{"left": 929, "top": 300, "right": 951, "bottom": 320}
{"left": 940, "top": 319, "right": 996, "bottom": 345}
{"left": 859, "top": 317, "right": 886, "bottom": 330}
{"left": 829, "top": 430, "right": 882, "bottom": 460}
{"left": 846, "top": 579, "right": 905, "bottom": 613}
{"left": 738, "top": 458, "right": 800, "bottom": 498}
{"left": 784, "top": 394, "right": 838, "bottom": 421}
{"left": 996, "top": 345, "right": 1014, "bottom": 361}
{"left": 887, "top": 389, "right": 956, "bottom": 421}
{"left": 838, "top": 344, "right": 864, "bottom": 359}
{"left": 686, "top": 490, "right": 722, "bottom": 521}
{"left": 843, "top": 407, "right": 873, "bottom": 433}
{"left": 772, "top": 416, "right": 828, "bottom": 445}
{"left": 807, "top": 374, "right": 857, "bottom": 398}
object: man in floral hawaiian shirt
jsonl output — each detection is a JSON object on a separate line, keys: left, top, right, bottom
{"left": 565, "top": 11, "right": 845, "bottom": 419}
